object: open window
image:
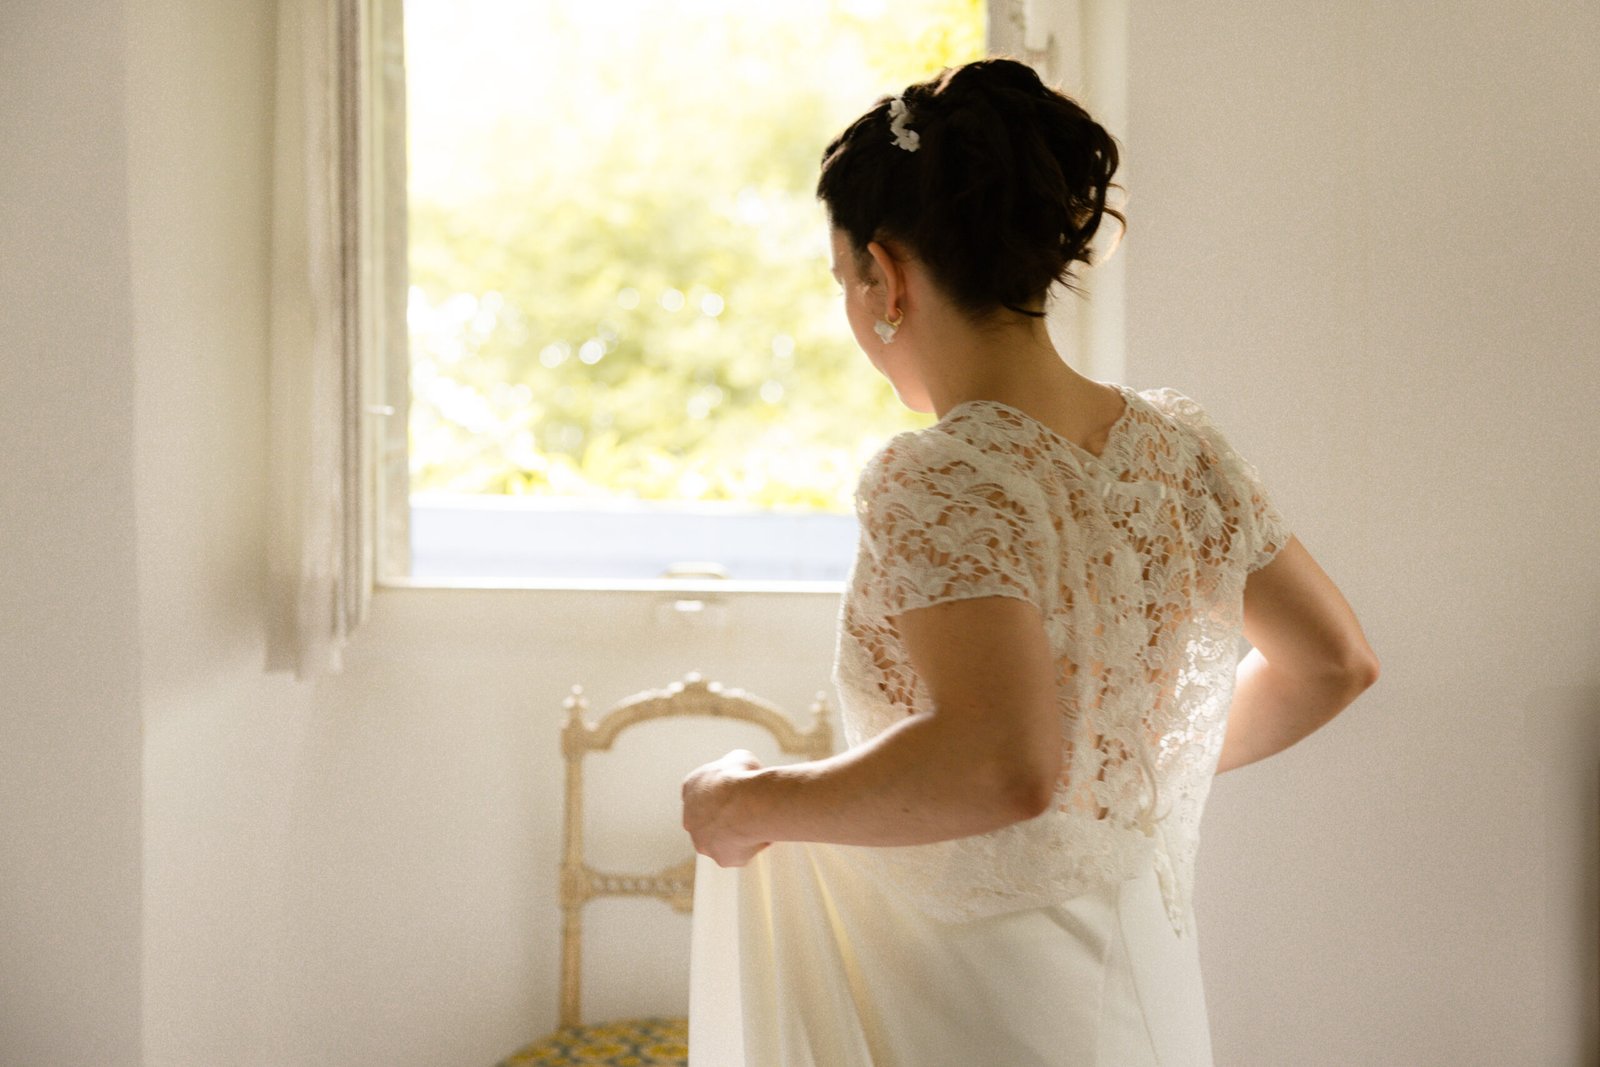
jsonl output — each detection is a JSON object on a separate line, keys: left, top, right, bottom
{"left": 385, "top": 0, "right": 1003, "bottom": 586}
{"left": 267, "top": 0, "right": 1126, "bottom": 677}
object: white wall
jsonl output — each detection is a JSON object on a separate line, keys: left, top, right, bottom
{"left": 124, "top": 2, "right": 321, "bottom": 1062}
{"left": 0, "top": 4, "right": 145, "bottom": 1065}
{"left": 1125, "top": 3, "right": 1599, "bottom": 1065}
{"left": 1, "top": 1, "right": 1594, "bottom": 1065}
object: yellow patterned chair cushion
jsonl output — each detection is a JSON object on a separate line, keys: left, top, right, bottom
{"left": 497, "top": 1015, "right": 688, "bottom": 1067}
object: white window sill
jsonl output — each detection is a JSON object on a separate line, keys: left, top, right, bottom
{"left": 375, "top": 576, "right": 844, "bottom": 595}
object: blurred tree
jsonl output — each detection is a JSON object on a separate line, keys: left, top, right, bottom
{"left": 406, "top": 0, "right": 985, "bottom": 511}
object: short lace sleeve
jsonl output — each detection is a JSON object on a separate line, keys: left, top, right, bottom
{"left": 853, "top": 430, "right": 1054, "bottom": 618}
{"left": 1157, "top": 389, "right": 1292, "bottom": 572}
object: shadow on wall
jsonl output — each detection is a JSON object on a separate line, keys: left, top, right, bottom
{"left": 1522, "top": 679, "right": 1599, "bottom": 1064}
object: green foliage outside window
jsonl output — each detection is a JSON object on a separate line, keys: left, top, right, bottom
{"left": 406, "top": 0, "right": 985, "bottom": 512}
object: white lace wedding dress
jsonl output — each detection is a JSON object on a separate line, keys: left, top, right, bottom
{"left": 688, "top": 383, "right": 1292, "bottom": 1066}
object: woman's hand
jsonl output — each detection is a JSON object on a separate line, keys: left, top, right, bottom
{"left": 681, "top": 748, "right": 769, "bottom": 868}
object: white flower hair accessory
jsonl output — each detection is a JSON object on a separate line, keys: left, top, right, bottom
{"left": 887, "top": 95, "right": 920, "bottom": 152}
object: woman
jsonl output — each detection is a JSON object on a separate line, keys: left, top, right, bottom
{"left": 681, "top": 57, "right": 1379, "bottom": 1066}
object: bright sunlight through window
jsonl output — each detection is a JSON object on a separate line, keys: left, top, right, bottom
{"left": 404, "top": 0, "right": 985, "bottom": 581}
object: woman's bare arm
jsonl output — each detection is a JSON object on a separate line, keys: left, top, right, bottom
{"left": 1216, "top": 534, "right": 1380, "bottom": 774}
{"left": 685, "top": 594, "right": 1060, "bottom": 859}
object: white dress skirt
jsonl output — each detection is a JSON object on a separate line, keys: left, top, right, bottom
{"left": 688, "top": 839, "right": 1215, "bottom": 1067}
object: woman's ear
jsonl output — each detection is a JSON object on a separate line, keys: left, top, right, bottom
{"left": 865, "top": 239, "right": 906, "bottom": 318}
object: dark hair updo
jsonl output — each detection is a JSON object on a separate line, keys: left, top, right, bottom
{"left": 816, "top": 57, "right": 1125, "bottom": 321}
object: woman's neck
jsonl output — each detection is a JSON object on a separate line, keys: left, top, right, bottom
{"left": 914, "top": 313, "right": 1093, "bottom": 420}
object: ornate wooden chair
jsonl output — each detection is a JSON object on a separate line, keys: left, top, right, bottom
{"left": 496, "top": 671, "right": 834, "bottom": 1067}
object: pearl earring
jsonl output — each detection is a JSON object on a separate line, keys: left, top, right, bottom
{"left": 874, "top": 309, "right": 904, "bottom": 344}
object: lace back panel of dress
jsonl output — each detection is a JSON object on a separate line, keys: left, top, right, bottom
{"left": 833, "top": 387, "right": 1290, "bottom": 937}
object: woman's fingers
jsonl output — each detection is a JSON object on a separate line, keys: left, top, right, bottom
{"left": 681, "top": 750, "right": 768, "bottom": 865}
